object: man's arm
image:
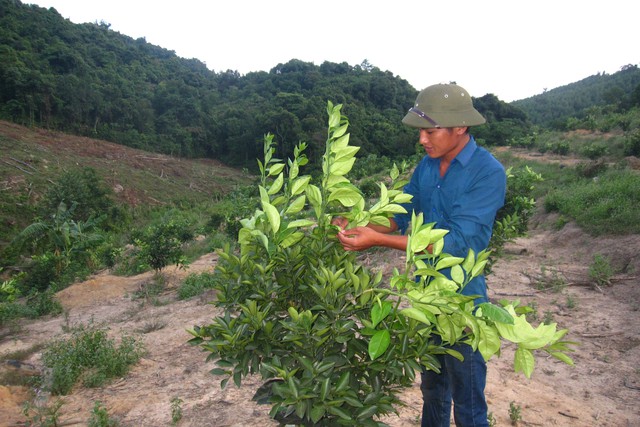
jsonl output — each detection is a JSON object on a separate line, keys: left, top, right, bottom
{"left": 336, "top": 218, "right": 409, "bottom": 252}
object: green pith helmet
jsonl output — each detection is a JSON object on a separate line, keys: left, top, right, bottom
{"left": 402, "top": 83, "right": 486, "bottom": 129}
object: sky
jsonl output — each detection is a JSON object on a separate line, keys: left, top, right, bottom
{"left": 27, "top": 0, "right": 637, "bottom": 102}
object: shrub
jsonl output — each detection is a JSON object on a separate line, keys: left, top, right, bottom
{"left": 579, "top": 143, "right": 608, "bottom": 160}
{"left": 189, "top": 103, "right": 575, "bottom": 426}
{"left": 42, "top": 323, "right": 144, "bottom": 395}
{"left": 136, "top": 217, "right": 194, "bottom": 273}
{"left": 623, "top": 129, "right": 640, "bottom": 156}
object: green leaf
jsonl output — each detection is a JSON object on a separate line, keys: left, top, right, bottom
{"left": 333, "top": 145, "right": 360, "bottom": 161}
{"left": 476, "top": 320, "right": 502, "bottom": 361}
{"left": 392, "top": 193, "right": 413, "bottom": 204}
{"left": 305, "top": 184, "right": 322, "bottom": 209}
{"left": 320, "top": 377, "right": 331, "bottom": 400}
{"left": 478, "top": 303, "right": 514, "bottom": 324}
{"left": 280, "top": 231, "right": 304, "bottom": 248}
{"left": 329, "top": 158, "right": 356, "bottom": 176}
{"left": 331, "top": 124, "right": 349, "bottom": 139}
{"left": 471, "top": 259, "right": 488, "bottom": 278}
{"left": 514, "top": 346, "right": 535, "bottom": 378}
{"left": 400, "top": 307, "right": 432, "bottom": 325}
{"left": 335, "top": 371, "right": 350, "bottom": 391}
{"left": 268, "top": 163, "right": 285, "bottom": 176}
{"left": 261, "top": 201, "right": 280, "bottom": 233}
{"left": 328, "top": 405, "right": 351, "bottom": 420}
{"left": 284, "top": 195, "right": 306, "bottom": 215}
{"left": 268, "top": 173, "right": 284, "bottom": 195}
{"left": 435, "top": 256, "right": 464, "bottom": 271}
{"left": 287, "top": 219, "right": 315, "bottom": 228}
{"left": 328, "top": 187, "right": 362, "bottom": 207}
{"left": 371, "top": 301, "right": 392, "bottom": 327}
{"left": 462, "top": 249, "right": 475, "bottom": 273}
{"left": 291, "top": 176, "right": 311, "bottom": 196}
{"left": 549, "top": 351, "right": 574, "bottom": 366}
{"left": 311, "top": 405, "right": 326, "bottom": 423}
{"left": 332, "top": 133, "right": 350, "bottom": 149}
{"left": 368, "top": 330, "right": 390, "bottom": 360}
{"left": 450, "top": 264, "right": 465, "bottom": 284}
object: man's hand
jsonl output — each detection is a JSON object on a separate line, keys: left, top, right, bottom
{"left": 331, "top": 216, "right": 349, "bottom": 231}
{"left": 337, "top": 226, "right": 380, "bottom": 251}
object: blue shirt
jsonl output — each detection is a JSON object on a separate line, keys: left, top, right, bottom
{"left": 394, "top": 136, "right": 506, "bottom": 303}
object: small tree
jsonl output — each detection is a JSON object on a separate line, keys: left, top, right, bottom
{"left": 136, "top": 218, "right": 193, "bottom": 274}
{"left": 189, "top": 102, "right": 575, "bottom": 426}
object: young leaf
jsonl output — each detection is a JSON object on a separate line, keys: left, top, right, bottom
{"left": 514, "top": 346, "right": 535, "bottom": 378}
{"left": 261, "top": 201, "right": 280, "bottom": 233}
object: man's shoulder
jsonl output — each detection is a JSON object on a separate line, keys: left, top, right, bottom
{"left": 471, "top": 145, "right": 505, "bottom": 172}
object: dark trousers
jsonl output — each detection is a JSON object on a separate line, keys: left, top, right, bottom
{"left": 421, "top": 341, "right": 488, "bottom": 427}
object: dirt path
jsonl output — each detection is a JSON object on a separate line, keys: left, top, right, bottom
{"left": 1, "top": 220, "right": 639, "bottom": 427}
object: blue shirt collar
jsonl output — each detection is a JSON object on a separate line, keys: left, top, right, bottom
{"left": 454, "top": 136, "right": 478, "bottom": 167}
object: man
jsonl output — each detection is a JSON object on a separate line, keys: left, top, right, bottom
{"left": 336, "top": 83, "right": 506, "bottom": 427}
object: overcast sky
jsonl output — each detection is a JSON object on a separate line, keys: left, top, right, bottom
{"left": 27, "top": 0, "right": 637, "bottom": 102}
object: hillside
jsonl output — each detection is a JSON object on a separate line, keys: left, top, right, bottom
{"left": 0, "top": 120, "right": 253, "bottom": 247}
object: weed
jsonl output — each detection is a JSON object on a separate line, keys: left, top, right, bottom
{"left": 22, "top": 397, "right": 65, "bottom": 427}
{"left": 543, "top": 310, "right": 555, "bottom": 325}
{"left": 509, "top": 401, "right": 522, "bottom": 425}
{"left": 177, "top": 271, "right": 220, "bottom": 300}
{"left": 41, "top": 322, "right": 144, "bottom": 395}
{"left": 589, "top": 254, "right": 613, "bottom": 288}
{"left": 170, "top": 396, "right": 183, "bottom": 425}
{"left": 88, "top": 401, "right": 120, "bottom": 427}
{"left": 566, "top": 294, "right": 577, "bottom": 309}
{"left": 487, "top": 411, "right": 497, "bottom": 427}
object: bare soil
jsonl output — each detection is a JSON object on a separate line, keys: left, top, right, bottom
{"left": 1, "top": 212, "right": 639, "bottom": 427}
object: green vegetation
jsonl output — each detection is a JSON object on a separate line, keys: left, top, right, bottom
{"left": 88, "top": 401, "right": 120, "bottom": 427}
{"left": 22, "top": 397, "right": 65, "bottom": 427}
{"left": 543, "top": 169, "right": 640, "bottom": 235}
{"left": 41, "top": 323, "right": 144, "bottom": 395}
{"left": 170, "top": 397, "right": 184, "bottom": 426}
{"left": 177, "top": 271, "right": 220, "bottom": 300}
{"left": 509, "top": 401, "right": 522, "bottom": 425}
{"left": 588, "top": 254, "right": 614, "bottom": 288}
{"left": 189, "top": 104, "right": 575, "bottom": 426}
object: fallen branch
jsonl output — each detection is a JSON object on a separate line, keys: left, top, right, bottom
{"left": 2, "top": 159, "right": 33, "bottom": 175}
{"left": 558, "top": 411, "right": 579, "bottom": 419}
{"left": 623, "top": 379, "right": 640, "bottom": 391}
{"left": 9, "top": 156, "right": 37, "bottom": 171}
{"left": 493, "top": 292, "right": 535, "bottom": 297}
{"left": 578, "top": 331, "right": 624, "bottom": 338}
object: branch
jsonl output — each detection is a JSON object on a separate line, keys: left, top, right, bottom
{"left": 2, "top": 159, "right": 33, "bottom": 175}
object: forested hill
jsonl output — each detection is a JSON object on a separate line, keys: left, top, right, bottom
{"left": 513, "top": 65, "right": 640, "bottom": 128}
{"left": 1, "top": 0, "right": 538, "bottom": 169}
{"left": 0, "top": 0, "right": 422, "bottom": 168}
{"left": 1, "top": 0, "right": 638, "bottom": 170}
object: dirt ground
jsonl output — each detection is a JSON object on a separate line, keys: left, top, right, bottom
{"left": 1, "top": 214, "right": 640, "bottom": 427}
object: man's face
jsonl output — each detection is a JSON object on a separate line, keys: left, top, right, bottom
{"left": 418, "top": 127, "right": 467, "bottom": 161}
